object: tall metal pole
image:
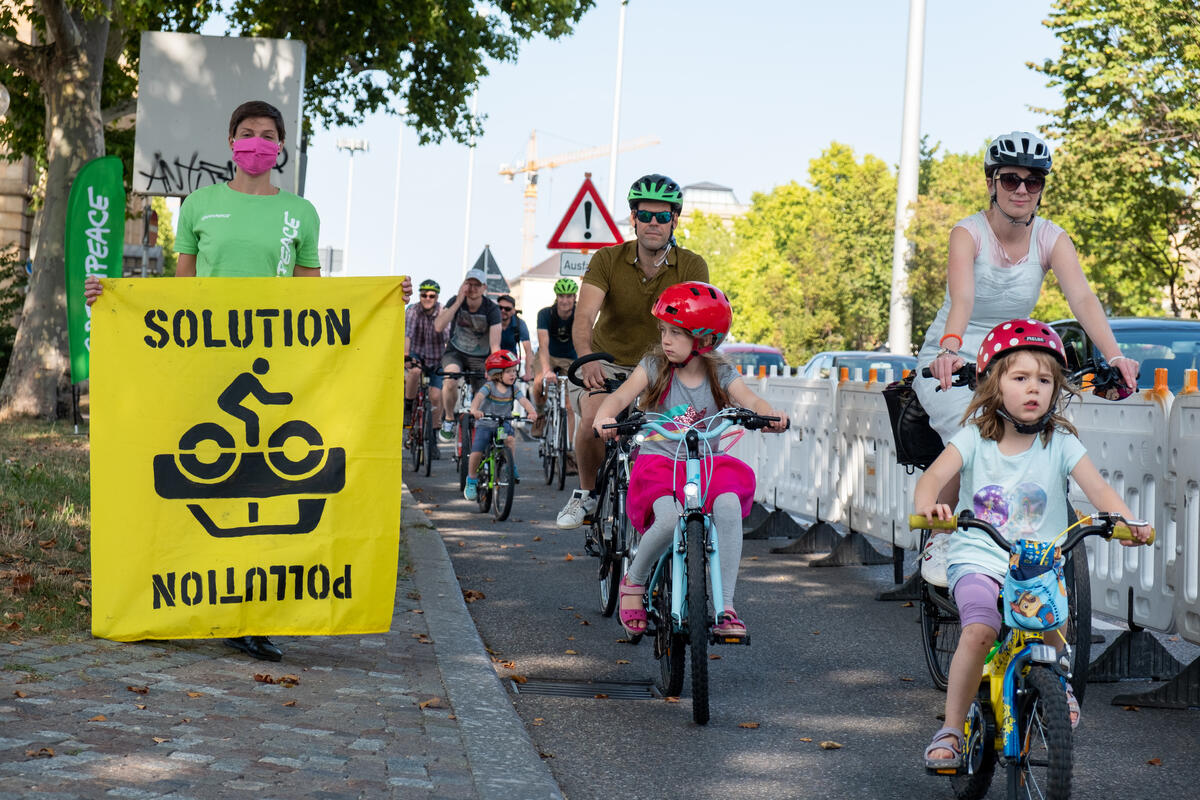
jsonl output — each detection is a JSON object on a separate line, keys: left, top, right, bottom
{"left": 337, "top": 138, "right": 369, "bottom": 275}
{"left": 888, "top": 0, "right": 926, "bottom": 355}
{"left": 606, "top": 0, "right": 629, "bottom": 211}
{"left": 388, "top": 125, "right": 404, "bottom": 276}
{"left": 462, "top": 91, "right": 479, "bottom": 276}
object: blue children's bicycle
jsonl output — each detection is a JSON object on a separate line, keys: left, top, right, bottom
{"left": 604, "top": 407, "right": 782, "bottom": 725}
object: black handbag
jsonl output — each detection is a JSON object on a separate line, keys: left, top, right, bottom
{"left": 882, "top": 372, "right": 944, "bottom": 472}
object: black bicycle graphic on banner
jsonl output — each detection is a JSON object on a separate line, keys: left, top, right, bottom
{"left": 152, "top": 358, "right": 346, "bottom": 537}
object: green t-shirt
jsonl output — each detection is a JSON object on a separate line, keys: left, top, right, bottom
{"left": 581, "top": 240, "right": 709, "bottom": 367}
{"left": 175, "top": 182, "right": 321, "bottom": 277}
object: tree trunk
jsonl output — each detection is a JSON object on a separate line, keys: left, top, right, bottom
{"left": 0, "top": 7, "right": 110, "bottom": 420}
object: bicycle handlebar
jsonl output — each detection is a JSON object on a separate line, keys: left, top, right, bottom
{"left": 567, "top": 352, "right": 626, "bottom": 393}
{"left": 920, "top": 357, "right": 1135, "bottom": 399}
{"left": 602, "top": 408, "right": 788, "bottom": 438}
{"left": 908, "top": 509, "right": 1155, "bottom": 552}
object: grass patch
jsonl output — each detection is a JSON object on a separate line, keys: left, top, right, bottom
{"left": 0, "top": 419, "right": 91, "bottom": 637}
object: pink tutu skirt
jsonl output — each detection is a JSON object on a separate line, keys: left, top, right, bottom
{"left": 625, "top": 453, "right": 756, "bottom": 533}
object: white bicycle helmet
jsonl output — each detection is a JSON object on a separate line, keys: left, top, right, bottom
{"left": 984, "top": 131, "right": 1052, "bottom": 175}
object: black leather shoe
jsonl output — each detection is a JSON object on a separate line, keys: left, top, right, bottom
{"left": 225, "top": 635, "right": 283, "bottom": 662}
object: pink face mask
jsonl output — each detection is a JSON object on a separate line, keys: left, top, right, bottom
{"left": 231, "top": 136, "right": 280, "bottom": 176}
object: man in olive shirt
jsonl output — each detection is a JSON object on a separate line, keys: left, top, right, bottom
{"left": 557, "top": 174, "right": 709, "bottom": 530}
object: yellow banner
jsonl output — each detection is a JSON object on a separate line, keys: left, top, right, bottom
{"left": 90, "top": 277, "right": 406, "bottom": 640}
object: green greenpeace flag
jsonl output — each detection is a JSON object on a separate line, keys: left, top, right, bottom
{"left": 66, "top": 155, "right": 125, "bottom": 383}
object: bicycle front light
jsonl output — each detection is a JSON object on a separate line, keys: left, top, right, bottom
{"left": 683, "top": 482, "right": 701, "bottom": 502}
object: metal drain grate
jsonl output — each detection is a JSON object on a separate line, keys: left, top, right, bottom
{"left": 511, "top": 677, "right": 658, "bottom": 699}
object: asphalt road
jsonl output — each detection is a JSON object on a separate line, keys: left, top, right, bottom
{"left": 406, "top": 432, "right": 1200, "bottom": 800}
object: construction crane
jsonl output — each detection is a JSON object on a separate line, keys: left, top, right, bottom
{"left": 499, "top": 130, "right": 659, "bottom": 272}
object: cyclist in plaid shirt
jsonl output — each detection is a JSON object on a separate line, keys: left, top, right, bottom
{"left": 405, "top": 279, "right": 450, "bottom": 428}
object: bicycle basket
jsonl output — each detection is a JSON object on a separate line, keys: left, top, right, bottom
{"left": 882, "top": 373, "right": 944, "bottom": 472}
{"left": 1003, "top": 541, "right": 1068, "bottom": 632}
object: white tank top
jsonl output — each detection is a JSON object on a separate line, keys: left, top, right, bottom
{"left": 914, "top": 212, "right": 1065, "bottom": 440}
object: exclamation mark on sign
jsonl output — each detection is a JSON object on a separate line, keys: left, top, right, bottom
{"left": 583, "top": 201, "right": 593, "bottom": 239}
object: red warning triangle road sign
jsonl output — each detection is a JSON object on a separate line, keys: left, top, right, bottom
{"left": 546, "top": 175, "right": 624, "bottom": 250}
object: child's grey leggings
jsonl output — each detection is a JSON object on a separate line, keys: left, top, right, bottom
{"left": 626, "top": 492, "right": 743, "bottom": 610}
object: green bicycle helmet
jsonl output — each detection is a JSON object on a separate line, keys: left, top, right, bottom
{"left": 553, "top": 278, "right": 578, "bottom": 296}
{"left": 628, "top": 174, "right": 683, "bottom": 211}
{"left": 418, "top": 278, "right": 440, "bottom": 293}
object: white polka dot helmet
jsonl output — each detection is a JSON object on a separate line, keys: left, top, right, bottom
{"left": 977, "top": 318, "right": 1066, "bottom": 377}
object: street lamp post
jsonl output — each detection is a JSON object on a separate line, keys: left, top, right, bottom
{"left": 336, "top": 138, "right": 370, "bottom": 275}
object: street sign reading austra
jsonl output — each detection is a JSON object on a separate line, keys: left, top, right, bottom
{"left": 546, "top": 175, "right": 624, "bottom": 250}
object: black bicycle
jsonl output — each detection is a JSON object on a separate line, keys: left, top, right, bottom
{"left": 904, "top": 356, "right": 1134, "bottom": 704}
{"left": 405, "top": 357, "right": 437, "bottom": 477}
{"left": 568, "top": 352, "right": 636, "bottom": 617}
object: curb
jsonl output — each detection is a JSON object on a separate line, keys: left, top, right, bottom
{"left": 401, "top": 486, "right": 564, "bottom": 800}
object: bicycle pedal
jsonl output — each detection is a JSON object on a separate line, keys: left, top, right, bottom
{"left": 584, "top": 539, "right": 601, "bottom": 557}
{"left": 711, "top": 633, "right": 752, "bottom": 646}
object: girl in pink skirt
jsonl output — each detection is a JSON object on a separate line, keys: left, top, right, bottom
{"left": 593, "top": 282, "right": 789, "bottom": 638}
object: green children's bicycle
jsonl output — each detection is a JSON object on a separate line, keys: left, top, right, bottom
{"left": 473, "top": 413, "right": 517, "bottom": 522}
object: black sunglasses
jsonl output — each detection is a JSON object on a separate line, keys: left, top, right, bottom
{"left": 420, "top": 291, "right": 438, "bottom": 299}
{"left": 498, "top": 305, "right": 515, "bottom": 312}
{"left": 996, "top": 173, "right": 1045, "bottom": 193}
{"left": 635, "top": 209, "right": 673, "bottom": 224}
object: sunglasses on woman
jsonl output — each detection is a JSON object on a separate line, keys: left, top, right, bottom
{"left": 996, "top": 173, "right": 1045, "bottom": 193}
{"left": 635, "top": 209, "right": 674, "bottom": 224}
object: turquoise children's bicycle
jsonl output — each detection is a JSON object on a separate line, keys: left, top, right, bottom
{"left": 909, "top": 510, "right": 1153, "bottom": 800}
{"left": 605, "top": 407, "right": 781, "bottom": 725}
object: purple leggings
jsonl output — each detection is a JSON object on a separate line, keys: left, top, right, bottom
{"left": 952, "top": 572, "right": 1002, "bottom": 633}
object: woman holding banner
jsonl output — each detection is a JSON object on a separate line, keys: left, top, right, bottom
{"left": 86, "top": 100, "right": 410, "bottom": 661}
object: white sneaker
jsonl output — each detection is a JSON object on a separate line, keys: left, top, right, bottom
{"left": 920, "top": 533, "right": 950, "bottom": 588}
{"left": 557, "top": 489, "right": 598, "bottom": 530}
{"left": 438, "top": 420, "right": 455, "bottom": 442}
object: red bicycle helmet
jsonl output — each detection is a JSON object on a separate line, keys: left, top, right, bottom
{"left": 484, "top": 350, "right": 520, "bottom": 373}
{"left": 651, "top": 282, "right": 733, "bottom": 356}
{"left": 977, "top": 319, "right": 1067, "bottom": 377}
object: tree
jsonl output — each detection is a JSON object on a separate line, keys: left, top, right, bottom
{"left": 683, "top": 143, "right": 895, "bottom": 365}
{"left": 1032, "top": 0, "right": 1200, "bottom": 316}
{"left": 0, "top": 0, "right": 594, "bottom": 419}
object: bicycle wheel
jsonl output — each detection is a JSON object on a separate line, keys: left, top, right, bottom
{"left": 408, "top": 403, "right": 423, "bottom": 473}
{"left": 493, "top": 445, "right": 515, "bottom": 521}
{"left": 950, "top": 697, "right": 996, "bottom": 800}
{"left": 653, "top": 555, "right": 685, "bottom": 698}
{"left": 457, "top": 414, "right": 472, "bottom": 491}
{"left": 1063, "top": 545, "right": 1091, "bottom": 706}
{"left": 422, "top": 402, "right": 434, "bottom": 477}
{"left": 1008, "top": 666, "right": 1072, "bottom": 800}
{"left": 542, "top": 407, "right": 556, "bottom": 484}
{"left": 596, "top": 482, "right": 621, "bottom": 617}
{"left": 686, "top": 516, "right": 711, "bottom": 725}
{"left": 476, "top": 457, "right": 492, "bottom": 513}
{"left": 920, "top": 585, "right": 961, "bottom": 692}
{"left": 555, "top": 409, "right": 569, "bottom": 491}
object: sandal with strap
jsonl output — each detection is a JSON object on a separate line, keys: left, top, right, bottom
{"left": 713, "top": 610, "right": 747, "bottom": 639}
{"left": 618, "top": 576, "right": 647, "bottom": 635}
{"left": 1065, "top": 681, "right": 1081, "bottom": 729}
{"left": 923, "top": 726, "right": 964, "bottom": 770}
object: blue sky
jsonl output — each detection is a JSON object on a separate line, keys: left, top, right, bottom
{"left": 295, "top": 0, "right": 1062, "bottom": 292}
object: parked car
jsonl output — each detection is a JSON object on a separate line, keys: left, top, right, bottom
{"left": 720, "top": 342, "right": 787, "bottom": 374}
{"left": 800, "top": 350, "right": 916, "bottom": 381}
{"left": 1050, "top": 316, "right": 1200, "bottom": 394}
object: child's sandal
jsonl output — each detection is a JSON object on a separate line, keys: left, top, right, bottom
{"left": 923, "top": 726, "right": 964, "bottom": 769}
{"left": 713, "top": 610, "right": 747, "bottom": 639}
{"left": 617, "top": 576, "right": 647, "bottom": 635}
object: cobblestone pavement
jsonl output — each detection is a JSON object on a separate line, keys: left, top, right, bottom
{"left": 0, "top": 489, "right": 561, "bottom": 800}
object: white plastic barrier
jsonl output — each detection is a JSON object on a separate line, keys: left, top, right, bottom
{"left": 753, "top": 376, "right": 838, "bottom": 520}
{"left": 1168, "top": 392, "right": 1200, "bottom": 646}
{"left": 1064, "top": 389, "right": 1173, "bottom": 630}
{"left": 835, "top": 373, "right": 919, "bottom": 550}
